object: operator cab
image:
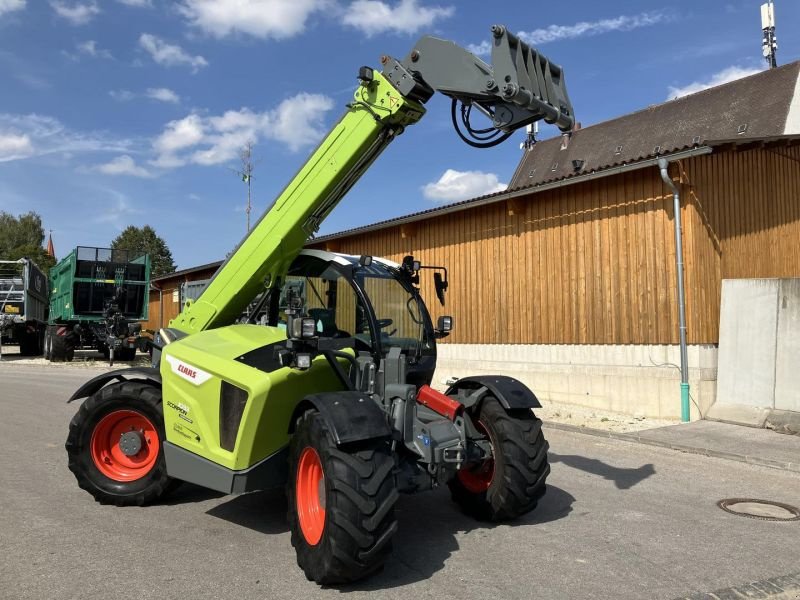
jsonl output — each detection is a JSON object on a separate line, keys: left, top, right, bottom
{"left": 265, "top": 249, "right": 441, "bottom": 389}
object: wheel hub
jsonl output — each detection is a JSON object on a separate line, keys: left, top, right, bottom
{"left": 118, "top": 430, "right": 143, "bottom": 456}
{"left": 296, "top": 447, "right": 326, "bottom": 546}
{"left": 90, "top": 410, "right": 160, "bottom": 482}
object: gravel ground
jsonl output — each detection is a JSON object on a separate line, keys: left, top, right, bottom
{"left": 0, "top": 344, "right": 151, "bottom": 369}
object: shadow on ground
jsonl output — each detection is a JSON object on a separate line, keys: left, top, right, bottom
{"left": 549, "top": 452, "right": 655, "bottom": 489}
{"left": 202, "top": 483, "right": 574, "bottom": 590}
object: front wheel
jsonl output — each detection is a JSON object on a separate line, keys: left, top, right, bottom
{"left": 449, "top": 397, "right": 550, "bottom": 521}
{"left": 65, "top": 381, "right": 177, "bottom": 506}
{"left": 287, "top": 411, "right": 398, "bottom": 584}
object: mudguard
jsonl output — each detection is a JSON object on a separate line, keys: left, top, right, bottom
{"left": 290, "top": 391, "right": 391, "bottom": 445}
{"left": 67, "top": 368, "right": 162, "bottom": 403}
{"left": 445, "top": 375, "right": 542, "bottom": 411}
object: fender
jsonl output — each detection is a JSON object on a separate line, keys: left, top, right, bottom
{"left": 289, "top": 391, "right": 391, "bottom": 445}
{"left": 445, "top": 375, "right": 542, "bottom": 411}
{"left": 67, "top": 368, "right": 162, "bottom": 403}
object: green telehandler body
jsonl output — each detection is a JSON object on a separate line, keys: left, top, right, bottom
{"left": 66, "top": 26, "right": 574, "bottom": 584}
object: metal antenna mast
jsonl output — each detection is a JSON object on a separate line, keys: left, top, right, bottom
{"left": 761, "top": 1, "right": 778, "bottom": 69}
{"left": 230, "top": 142, "right": 257, "bottom": 232}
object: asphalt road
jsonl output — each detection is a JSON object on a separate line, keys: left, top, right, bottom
{"left": 1, "top": 363, "right": 799, "bottom": 600}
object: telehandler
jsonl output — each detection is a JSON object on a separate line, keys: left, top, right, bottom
{"left": 66, "top": 25, "right": 574, "bottom": 584}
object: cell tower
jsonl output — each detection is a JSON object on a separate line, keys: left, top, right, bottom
{"left": 761, "top": 1, "right": 777, "bottom": 69}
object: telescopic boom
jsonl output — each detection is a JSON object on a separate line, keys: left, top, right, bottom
{"left": 170, "top": 25, "right": 574, "bottom": 335}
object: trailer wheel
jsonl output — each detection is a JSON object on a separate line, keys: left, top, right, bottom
{"left": 49, "top": 326, "right": 66, "bottom": 362}
{"left": 43, "top": 327, "right": 52, "bottom": 360}
{"left": 19, "top": 329, "right": 40, "bottom": 356}
{"left": 449, "top": 397, "right": 550, "bottom": 521}
{"left": 65, "top": 381, "right": 177, "bottom": 506}
{"left": 287, "top": 411, "right": 398, "bottom": 584}
{"left": 116, "top": 347, "right": 137, "bottom": 361}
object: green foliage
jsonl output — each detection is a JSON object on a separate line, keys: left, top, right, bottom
{"left": 111, "top": 225, "right": 176, "bottom": 278}
{"left": 0, "top": 211, "right": 56, "bottom": 273}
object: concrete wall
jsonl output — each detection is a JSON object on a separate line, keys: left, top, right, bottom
{"left": 434, "top": 343, "right": 718, "bottom": 421}
{"left": 710, "top": 278, "right": 800, "bottom": 431}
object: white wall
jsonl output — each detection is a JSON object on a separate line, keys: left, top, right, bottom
{"left": 434, "top": 343, "right": 718, "bottom": 421}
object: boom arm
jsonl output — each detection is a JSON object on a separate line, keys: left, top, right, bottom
{"left": 170, "top": 25, "right": 574, "bottom": 335}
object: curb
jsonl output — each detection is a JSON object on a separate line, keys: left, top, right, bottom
{"left": 542, "top": 421, "right": 800, "bottom": 474}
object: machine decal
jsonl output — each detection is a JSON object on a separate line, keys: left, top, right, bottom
{"left": 165, "top": 355, "right": 212, "bottom": 385}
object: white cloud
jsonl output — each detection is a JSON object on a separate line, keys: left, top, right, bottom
{"left": 0, "top": 0, "right": 25, "bottom": 17}
{"left": 145, "top": 87, "right": 180, "bottom": 104}
{"left": 0, "top": 133, "right": 34, "bottom": 161}
{"left": 0, "top": 113, "right": 134, "bottom": 162}
{"left": 343, "top": 0, "right": 452, "bottom": 37}
{"left": 109, "top": 89, "right": 136, "bottom": 101}
{"left": 116, "top": 0, "right": 150, "bottom": 6}
{"left": 154, "top": 114, "right": 205, "bottom": 158}
{"left": 422, "top": 169, "right": 506, "bottom": 202}
{"left": 49, "top": 1, "right": 99, "bottom": 25}
{"left": 179, "top": 0, "right": 326, "bottom": 39}
{"left": 667, "top": 65, "right": 763, "bottom": 99}
{"left": 466, "top": 40, "right": 491, "bottom": 57}
{"left": 139, "top": 33, "right": 208, "bottom": 72}
{"left": 152, "top": 92, "right": 334, "bottom": 168}
{"left": 92, "top": 191, "right": 142, "bottom": 229}
{"left": 76, "top": 40, "right": 113, "bottom": 59}
{"left": 519, "top": 11, "right": 668, "bottom": 45}
{"left": 468, "top": 11, "right": 669, "bottom": 56}
{"left": 94, "top": 155, "right": 153, "bottom": 177}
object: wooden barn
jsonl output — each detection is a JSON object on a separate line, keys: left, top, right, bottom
{"left": 147, "top": 62, "right": 800, "bottom": 420}
{"left": 307, "top": 62, "right": 800, "bottom": 420}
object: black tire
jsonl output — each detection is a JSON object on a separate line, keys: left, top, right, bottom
{"left": 63, "top": 330, "right": 76, "bottom": 362}
{"left": 116, "top": 347, "right": 137, "bottom": 361}
{"left": 287, "top": 411, "right": 398, "bottom": 584}
{"left": 43, "top": 327, "right": 53, "bottom": 361}
{"left": 19, "top": 329, "right": 40, "bottom": 356}
{"left": 50, "top": 326, "right": 67, "bottom": 362}
{"left": 449, "top": 397, "right": 550, "bottom": 521}
{"left": 65, "top": 381, "right": 178, "bottom": 506}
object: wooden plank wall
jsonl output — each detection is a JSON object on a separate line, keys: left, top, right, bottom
{"left": 312, "top": 168, "right": 684, "bottom": 344}
{"left": 310, "top": 145, "right": 800, "bottom": 345}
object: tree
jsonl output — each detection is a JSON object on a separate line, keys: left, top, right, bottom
{"left": 111, "top": 225, "right": 176, "bottom": 278}
{"left": 0, "top": 211, "right": 56, "bottom": 273}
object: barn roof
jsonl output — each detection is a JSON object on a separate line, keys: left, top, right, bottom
{"left": 508, "top": 61, "right": 800, "bottom": 189}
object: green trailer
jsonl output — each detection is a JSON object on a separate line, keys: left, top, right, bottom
{"left": 46, "top": 246, "right": 150, "bottom": 362}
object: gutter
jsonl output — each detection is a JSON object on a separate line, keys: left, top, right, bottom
{"left": 313, "top": 146, "right": 714, "bottom": 243}
{"left": 658, "top": 158, "right": 691, "bottom": 423}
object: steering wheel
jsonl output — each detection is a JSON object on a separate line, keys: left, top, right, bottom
{"left": 376, "top": 318, "right": 397, "bottom": 337}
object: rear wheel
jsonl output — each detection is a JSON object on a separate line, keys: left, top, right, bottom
{"left": 19, "top": 329, "right": 40, "bottom": 356}
{"left": 43, "top": 327, "right": 53, "bottom": 360}
{"left": 287, "top": 411, "right": 398, "bottom": 584}
{"left": 449, "top": 397, "right": 550, "bottom": 521}
{"left": 65, "top": 381, "right": 177, "bottom": 506}
{"left": 116, "top": 347, "right": 137, "bottom": 361}
{"left": 49, "top": 326, "right": 66, "bottom": 362}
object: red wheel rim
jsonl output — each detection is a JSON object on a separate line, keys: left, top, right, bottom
{"left": 296, "top": 447, "right": 326, "bottom": 545}
{"left": 458, "top": 420, "right": 495, "bottom": 493}
{"left": 90, "top": 410, "right": 160, "bottom": 482}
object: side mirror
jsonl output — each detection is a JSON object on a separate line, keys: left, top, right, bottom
{"left": 435, "top": 315, "right": 453, "bottom": 339}
{"left": 434, "top": 272, "right": 448, "bottom": 306}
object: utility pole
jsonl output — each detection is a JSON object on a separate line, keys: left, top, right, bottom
{"left": 761, "top": 1, "right": 778, "bottom": 69}
{"left": 231, "top": 142, "right": 257, "bottom": 233}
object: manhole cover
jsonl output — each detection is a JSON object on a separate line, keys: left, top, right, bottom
{"left": 717, "top": 498, "right": 800, "bottom": 522}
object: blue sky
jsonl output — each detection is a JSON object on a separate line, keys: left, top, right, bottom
{"left": 1, "top": 0, "right": 798, "bottom": 269}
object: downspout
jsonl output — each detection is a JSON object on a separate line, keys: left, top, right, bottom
{"left": 658, "top": 158, "right": 690, "bottom": 422}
